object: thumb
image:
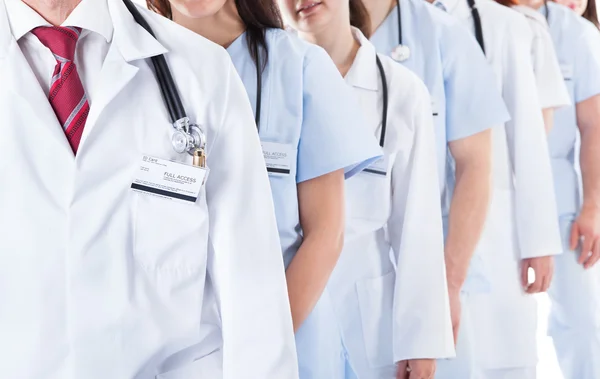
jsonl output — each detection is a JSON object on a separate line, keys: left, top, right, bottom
{"left": 396, "top": 361, "right": 409, "bottom": 379}
{"left": 570, "top": 222, "right": 580, "bottom": 251}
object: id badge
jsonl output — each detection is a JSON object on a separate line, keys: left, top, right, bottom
{"left": 262, "top": 141, "right": 293, "bottom": 176}
{"left": 363, "top": 156, "right": 389, "bottom": 177}
{"left": 131, "top": 155, "right": 209, "bottom": 203}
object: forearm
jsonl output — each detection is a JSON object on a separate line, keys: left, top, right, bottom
{"left": 444, "top": 165, "right": 491, "bottom": 292}
{"left": 286, "top": 230, "right": 343, "bottom": 331}
{"left": 542, "top": 108, "right": 554, "bottom": 135}
{"left": 580, "top": 126, "right": 600, "bottom": 211}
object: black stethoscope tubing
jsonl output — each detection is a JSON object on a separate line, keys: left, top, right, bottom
{"left": 396, "top": 0, "right": 486, "bottom": 54}
{"left": 123, "top": 0, "right": 186, "bottom": 124}
{"left": 254, "top": 47, "right": 388, "bottom": 147}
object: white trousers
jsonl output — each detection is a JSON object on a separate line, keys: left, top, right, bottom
{"left": 548, "top": 218, "right": 600, "bottom": 379}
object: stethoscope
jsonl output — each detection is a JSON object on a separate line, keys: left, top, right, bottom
{"left": 253, "top": 44, "right": 388, "bottom": 147}
{"left": 392, "top": 0, "right": 486, "bottom": 62}
{"left": 123, "top": 0, "right": 207, "bottom": 167}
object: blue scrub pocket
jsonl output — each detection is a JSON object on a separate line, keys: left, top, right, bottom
{"left": 356, "top": 271, "right": 395, "bottom": 368}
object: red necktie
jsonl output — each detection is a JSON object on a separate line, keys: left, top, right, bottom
{"left": 32, "top": 26, "right": 90, "bottom": 154}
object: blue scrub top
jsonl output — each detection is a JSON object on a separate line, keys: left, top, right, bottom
{"left": 227, "top": 28, "right": 382, "bottom": 267}
{"left": 544, "top": 2, "right": 600, "bottom": 218}
{"left": 370, "top": 0, "right": 510, "bottom": 216}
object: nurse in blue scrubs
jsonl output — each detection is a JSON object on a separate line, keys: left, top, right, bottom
{"left": 147, "top": 0, "right": 382, "bottom": 337}
{"left": 361, "top": 0, "right": 509, "bottom": 377}
{"left": 523, "top": 1, "right": 600, "bottom": 378}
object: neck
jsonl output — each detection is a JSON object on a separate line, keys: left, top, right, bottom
{"left": 362, "top": 0, "right": 397, "bottom": 34}
{"left": 22, "top": 0, "right": 81, "bottom": 25}
{"left": 172, "top": 1, "right": 245, "bottom": 48}
{"left": 520, "top": 0, "right": 545, "bottom": 10}
{"left": 299, "top": 23, "right": 359, "bottom": 77}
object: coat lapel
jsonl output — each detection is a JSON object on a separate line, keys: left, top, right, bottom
{"left": 78, "top": 0, "right": 168, "bottom": 154}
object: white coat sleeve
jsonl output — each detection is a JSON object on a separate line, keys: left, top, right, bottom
{"left": 502, "top": 17, "right": 562, "bottom": 260}
{"left": 205, "top": 60, "right": 299, "bottom": 378}
{"left": 531, "top": 21, "right": 570, "bottom": 109}
{"left": 388, "top": 83, "right": 455, "bottom": 363}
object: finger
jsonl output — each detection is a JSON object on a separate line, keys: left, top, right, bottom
{"left": 526, "top": 270, "right": 543, "bottom": 294}
{"left": 397, "top": 361, "right": 409, "bottom": 379}
{"left": 453, "top": 323, "right": 460, "bottom": 346}
{"left": 570, "top": 222, "right": 580, "bottom": 251}
{"left": 585, "top": 239, "right": 600, "bottom": 269}
{"left": 542, "top": 260, "right": 554, "bottom": 292}
{"left": 579, "top": 233, "right": 594, "bottom": 265}
{"left": 521, "top": 260, "right": 530, "bottom": 289}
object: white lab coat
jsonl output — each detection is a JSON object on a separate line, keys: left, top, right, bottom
{"left": 0, "top": 1, "right": 298, "bottom": 378}
{"left": 322, "top": 30, "right": 454, "bottom": 377}
{"left": 513, "top": 5, "right": 570, "bottom": 110}
{"left": 443, "top": 0, "right": 562, "bottom": 371}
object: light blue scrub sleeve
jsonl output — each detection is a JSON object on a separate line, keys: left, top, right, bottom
{"left": 441, "top": 23, "right": 510, "bottom": 141}
{"left": 574, "top": 24, "right": 600, "bottom": 103}
{"left": 296, "top": 46, "right": 382, "bottom": 183}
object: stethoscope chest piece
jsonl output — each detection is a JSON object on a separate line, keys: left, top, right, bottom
{"left": 391, "top": 44, "right": 411, "bottom": 62}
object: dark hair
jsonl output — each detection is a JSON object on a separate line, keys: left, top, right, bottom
{"left": 582, "top": 0, "right": 599, "bottom": 29}
{"left": 494, "top": 0, "right": 519, "bottom": 7}
{"left": 349, "top": 0, "right": 372, "bottom": 37}
{"left": 147, "top": 0, "right": 283, "bottom": 69}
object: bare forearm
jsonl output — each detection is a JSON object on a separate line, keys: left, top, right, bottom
{"left": 444, "top": 166, "right": 491, "bottom": 292}
{"left": 580, "top": 126, "right": 600, "bottom": 211}
{"left": 285, "top": 231, "right": 343, "bottom": 331}
{"left": 542, "top": 108, "right": 554, "bottom": 135}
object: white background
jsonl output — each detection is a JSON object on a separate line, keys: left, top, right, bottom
{"left": 130, "top": 1, "right": 572, "bottom": 376}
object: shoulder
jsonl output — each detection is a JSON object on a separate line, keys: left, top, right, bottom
{"left": 513, "top": 4, "right": 550, "bottom": 29}
{"left": 379, "top": 53, "right": 429, "bottom": 103}
{"left": 138, "top": 6, "right": 233, "bottom": 73}
{"left": 547, "top": 2, "right": 594, "bottom": 36}
{"left": 479, "top": 0, "right": 529, "bottom": 29}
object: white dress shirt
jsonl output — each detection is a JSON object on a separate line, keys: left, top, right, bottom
{"left": 5, "top": 0, "right": 112, "bottom": 103}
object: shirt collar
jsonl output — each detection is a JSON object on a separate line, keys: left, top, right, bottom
{"left": 345, "top": 27, "right": 379, "bottom": 91}
{"left": 5, "top": 0, "right": 113, "bottom": 43}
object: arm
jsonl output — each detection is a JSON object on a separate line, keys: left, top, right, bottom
{"left": 571, "top": 94, "right": 600, "bottom": 268}
{"left": 389, "top": 85, "right": 454, "bottom": 370}
{"left": 542, "top": 108, "right": 555, "bottom": 134}
{"left": 445, "top": 130, "right": 492, "bottom": 327}
{"left": 206, "top": 61, "right": 298, "bottom": 378}
{"left": 285, "top": 170, "right": 345, "bottom": 330}
{"left": 569, "top": 25, "right": 600, "bottom": 268}
{"left": 502, "top": 16, "right": 561, "bottom": 292}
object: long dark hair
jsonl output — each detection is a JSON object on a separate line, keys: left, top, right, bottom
{"left": 349, "top": 0, "right": 372, "bottom": 37}
{"left": 147, "top": 0, "right": 283, "bottom": 69}
{"left": 582, "top": 0, "right": 599, "bottom": 29}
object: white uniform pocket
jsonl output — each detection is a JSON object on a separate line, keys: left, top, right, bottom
{"left": 356, "top": 271, "right": 395, "bottom": 368}
{"left": 345, "top": 155, "right": 392, "bottom": 224}
{"left": 133, "top": 191, "right": 208, "bottom": 272}
{"left": 156, "top": 349, "right": 223, "bottom": 379}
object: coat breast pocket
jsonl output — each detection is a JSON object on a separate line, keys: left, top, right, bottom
{"left": 133, "top": 190, "right": 209, "bottom": 273}
{"left": 356, "top": 271, "right": 395, "bottom": 368}
{"left": 345, "top": 155, "right": 392, "bottom": 223}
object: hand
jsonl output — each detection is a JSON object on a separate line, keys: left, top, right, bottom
{"left": 396, "top": 359, "right": 436, "bottom": 379}
{"left": 521, "top": 256, "right": 554, "bottom": 294}
{"left": 571, "top": 206, "right": 600, "bottom": 269}
{"left": 448, "top": 290, "right": 462, "bottom": 345}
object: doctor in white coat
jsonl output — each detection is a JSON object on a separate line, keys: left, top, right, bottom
{"left": 437, "top": 0, "right": 563, "bottom": 377}
{"left": 0, "top": 0, "right": 299, "bottom": 378}
{"left": 279, "top": 0, "right": 455, "bottom": 378}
